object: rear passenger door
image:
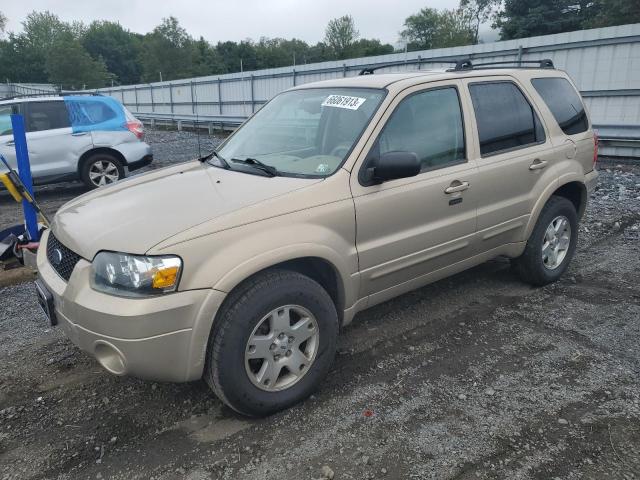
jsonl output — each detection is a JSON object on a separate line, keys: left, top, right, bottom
{"left": 23, "top": 101, "right": 93, "bottom": 181}
{"left": 461, "top": 77, "right": 558, "bottom": 250}
{"left": 351, "top": 81, "right": 479, "bottom": 299}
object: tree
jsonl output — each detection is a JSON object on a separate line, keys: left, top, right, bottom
{"left": 83, "top": 21, "right": 142, "bottom": 85}
{"left": 401, "top": 7, "right": 474, "bottom": 50}
{"left": 460, "top": 0, "right": 499, "bottom": 44}
{"left": 350, "top": 38, "right": 394, "bottom": 57}
{"left": 583, "top": 0, "right": 640, "bottom": 28}
{"left": 0, "top": 11, "right": 7, "bottom": 36}
{"left": 45, "top": 33, "right": 112, "bottom": 89}
{"left": 495, "top": 0, "right": 591, "bottom": 39}
{"left": 140, "top": 17, "right": 194, "bottom": 81}
{"left": 191, "top": 36, "right": 226, "bottom": 75}
{"left": 324, "top": 15, "right": 359, "bottom": 59}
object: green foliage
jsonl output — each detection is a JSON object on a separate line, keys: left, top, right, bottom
{"left": 45, "top": 33, "right": 112, "bottom": 89}
{"left": 0, "top": 11, "right": 6, "bottom": 35}
{"left": 460, "top": 0, "right": 499, "bottom": 43}
{"left": 494, "top": 0, "right": 638, "bottom": 39}
{"left": 401, "top": 7, "right": 474, "bottom": 50}
{"left": 83, "top": 21, "right": 142, "bottom": 85}
{"left": 324, "top": 15, "right": 359, "bottom": 59}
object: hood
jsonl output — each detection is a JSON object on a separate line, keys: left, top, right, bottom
{"left": 52, "top": 161, "right": 321, "bottom": 259}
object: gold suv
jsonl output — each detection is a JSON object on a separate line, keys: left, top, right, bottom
{"left": 35, "top": 60, "right": 598, "bottom": 416}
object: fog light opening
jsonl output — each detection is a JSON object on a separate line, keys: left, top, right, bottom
{"left": 94, "top": 341, "right": 127, "bottom": 375}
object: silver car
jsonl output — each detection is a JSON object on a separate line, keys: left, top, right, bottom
{"left": 0, "top": 94, "right": 152, "bottom": 188}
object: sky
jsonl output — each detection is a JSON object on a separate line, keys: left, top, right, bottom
{"left": 2, "top": 0, "right": 497, "bottom": 47}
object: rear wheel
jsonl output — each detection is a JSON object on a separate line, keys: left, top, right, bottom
{"left": 204, "top": 269, "right": 339, "bottom": 417}
{"left": 81, "top": 153, "right": 125, "bottom": 188}
{"left": 513, "top": 195, "right": 578, "bottom": 286}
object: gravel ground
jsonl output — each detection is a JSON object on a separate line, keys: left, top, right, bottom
{"left": 1, "top": 131, "right": 640, "bottom": 480}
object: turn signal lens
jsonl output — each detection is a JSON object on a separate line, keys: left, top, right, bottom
{"left": 152, "top": 266, "right": 180, "bottom": 289}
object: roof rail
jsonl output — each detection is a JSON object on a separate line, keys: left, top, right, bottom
{"left": 357, "top": 57, "right": 554, "bottom": 76}
{"left": 449, "top": 59, "right": 555, "bottom": 71}
{"left": 1, "top": 91, "right": 103, "bottom": 101}
{"left": 358, "top": 58, "right": 471, "bottom": 75}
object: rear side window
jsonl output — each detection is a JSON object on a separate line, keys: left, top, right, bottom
{"left": 531, "top": 77, "right": 588, "bottom": 135}
{"left": 0, "top": 105, "right": 16, "bottom": 136}
{"left": 25, "top": 101, "right": 70, "bottom": 133}
{"left": 469, "top": 82, "right": 545, "bottom": 156}
{"left": 376, "top": 86, "right": 466, "bottom": 171}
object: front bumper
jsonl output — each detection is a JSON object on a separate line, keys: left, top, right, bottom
{"left": 36, "top": 230, "right": 225, "bottom": 382}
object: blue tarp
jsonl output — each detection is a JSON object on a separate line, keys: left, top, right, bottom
{"left": 64, "top": 96, "right": 127, "bottom": 134}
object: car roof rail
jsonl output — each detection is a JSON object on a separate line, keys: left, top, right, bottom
{"left": 1, "top": 91, "right": 103, "bottom": 101}
{"left": 358, "top": 58, "right": 471, "bottom": 75}
{"left": 449, "top": 59, "right": 555, "bottom": 71}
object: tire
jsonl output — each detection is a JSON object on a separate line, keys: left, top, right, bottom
{"left": 204, "top": 269, "right": 339, "bottom": 417}
{"left": 80, "top": 153, "right": 125, "bottom": 188}
{"left": 513, "top": 195, "right": 578, "bottom": 286}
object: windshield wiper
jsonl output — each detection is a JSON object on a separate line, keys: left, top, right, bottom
{"left": 230, "top": 157, "right": 278, "bottom": 177}
{"left": 202, "top": 150, "right": 230, "bottom": 169}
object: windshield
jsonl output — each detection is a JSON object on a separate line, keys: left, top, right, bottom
{"left": 216, "top": 88, "right": 385, "bottom": 177}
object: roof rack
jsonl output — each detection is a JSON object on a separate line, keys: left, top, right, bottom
{"left": 1, "top": 91, "right": 103, "bottom": 101}
{"left": 447, "top": 58, "right": 555, "bottom": 71}
{"left": 358, "top": 58, "right": 472, "bottom": 75}
{"left": 357, "top": 57, "right": 554, "bottom": 76}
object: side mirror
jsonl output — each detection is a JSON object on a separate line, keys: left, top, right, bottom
{"left": 371, "top": 151, "right": 420, "bottom": 183}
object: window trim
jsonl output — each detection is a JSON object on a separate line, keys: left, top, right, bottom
{"left": 23, "top": 100, "right": 71, "bottom": 133}
{"left": 468, "top": 80, "right": 547, "bottom": 159}
{"left": 358, "top": 84, "right": 468, "bottom": 187}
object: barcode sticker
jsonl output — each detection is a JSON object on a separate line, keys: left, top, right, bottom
{"left": 321, "top": 95, "right": 366, "bottom": 110}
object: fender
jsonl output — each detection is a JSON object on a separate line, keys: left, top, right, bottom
{"left": 213, "top": 242, "right": 358, "bottom": 311}
{"left": 524, "top": 172, "right": 586, "bottom": 239}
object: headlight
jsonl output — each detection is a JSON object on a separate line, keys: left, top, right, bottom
{"left": 91, "top": 251, "right": 182, "bottom": 297}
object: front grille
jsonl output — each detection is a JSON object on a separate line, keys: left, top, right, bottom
{"left": 46, "top": 233, "right": 81, "bottom": 282}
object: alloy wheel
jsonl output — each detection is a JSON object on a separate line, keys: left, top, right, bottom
{"left": 88, "top": 160, "right": 120, "bottom": 187}
{"left": 245, "top": 305, "right": 319, "bottom": 392}
{"left": 542, "top": 215, "right": 571, "bottom": 270}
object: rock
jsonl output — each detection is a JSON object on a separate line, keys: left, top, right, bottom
{"left": 558, "top": 418, "right": 569, "bottom": 425}
{"left": 484, "top": 388, "right": 495, "bottom": 396}
{"left": 362, "top": 455, "right": 370, "bottom": 465}
{"left": 109, "top": 436, "right": 117, "bottom": 444}
{"left": 458, "top": 394, "right": 467, "bottom": 400}
{"left": 381, "top": 467, "right": 388, "bottom": 475}
{"left": 321, "top": 465, "right": 335, "bottom": 479}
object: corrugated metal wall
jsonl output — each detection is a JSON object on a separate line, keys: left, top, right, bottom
{"left": 97, "top": 23, "right": 640, "bottom": 157}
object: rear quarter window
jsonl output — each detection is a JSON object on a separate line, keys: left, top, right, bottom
{"left": 531, "top": 77, "right": 588, "bottom": 135}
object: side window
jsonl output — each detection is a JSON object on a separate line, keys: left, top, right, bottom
{"left": 25, "top": 101, "right": 70, "bottom": 133}
{"left": 531, "top": 77, "right": 588, "bottom": 135}
{"left": 0, "top": 105, "right": 15, "bottom": 136}
{"left": 376, "top": 87, "right": 466, "bottom": 171}
{"left": 469, "top": 82, "right": 545, "bottom": 156}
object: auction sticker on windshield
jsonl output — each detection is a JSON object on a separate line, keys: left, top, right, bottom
{"left": 322, "top": 95, "right": 366, "bottom": 110}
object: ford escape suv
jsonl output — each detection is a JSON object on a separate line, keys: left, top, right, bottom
{"left": 35, "top": 60, "right": 598, "bottom": 416}
{"left": 0, "top": 94, "right": 152, "bottom": 188}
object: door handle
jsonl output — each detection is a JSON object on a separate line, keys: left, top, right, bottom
{"left": 71, "top": 132, "right": 89, "bottom": 136}
{"left": 529, "top": 159, "right": 548, "bottom": 170}
{"left": 444, "top": 181, "right": 470, "bottom": 194}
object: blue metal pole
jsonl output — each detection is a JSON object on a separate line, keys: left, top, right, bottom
{"left": 10, "top": 114, "right": 39, "bottom": 241}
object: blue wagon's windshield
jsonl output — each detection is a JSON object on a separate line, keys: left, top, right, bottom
{"left": 216, "top": 88, "right": 385, "bottom": 177}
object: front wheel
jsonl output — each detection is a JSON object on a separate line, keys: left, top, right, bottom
{"left": 513, "top": 195, "right": 578, "bottom": 286}
{"left": 204, "top": 269, "right": 339, "bottom": 417}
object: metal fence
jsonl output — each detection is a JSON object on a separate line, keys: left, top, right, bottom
{"left": 3, "top": 24, "right": 640, "bottom": 157}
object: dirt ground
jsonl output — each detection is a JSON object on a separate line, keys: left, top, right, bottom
{"left": 1, "top": 132, "right": 639, "bottom": 480}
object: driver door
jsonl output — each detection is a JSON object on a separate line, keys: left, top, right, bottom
{"left": 350, "top": 81, "right": 480, "bottom": 301}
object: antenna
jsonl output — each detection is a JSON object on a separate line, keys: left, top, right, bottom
{"left": 193, "top": 82, "right": 202, "bottom": 159}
